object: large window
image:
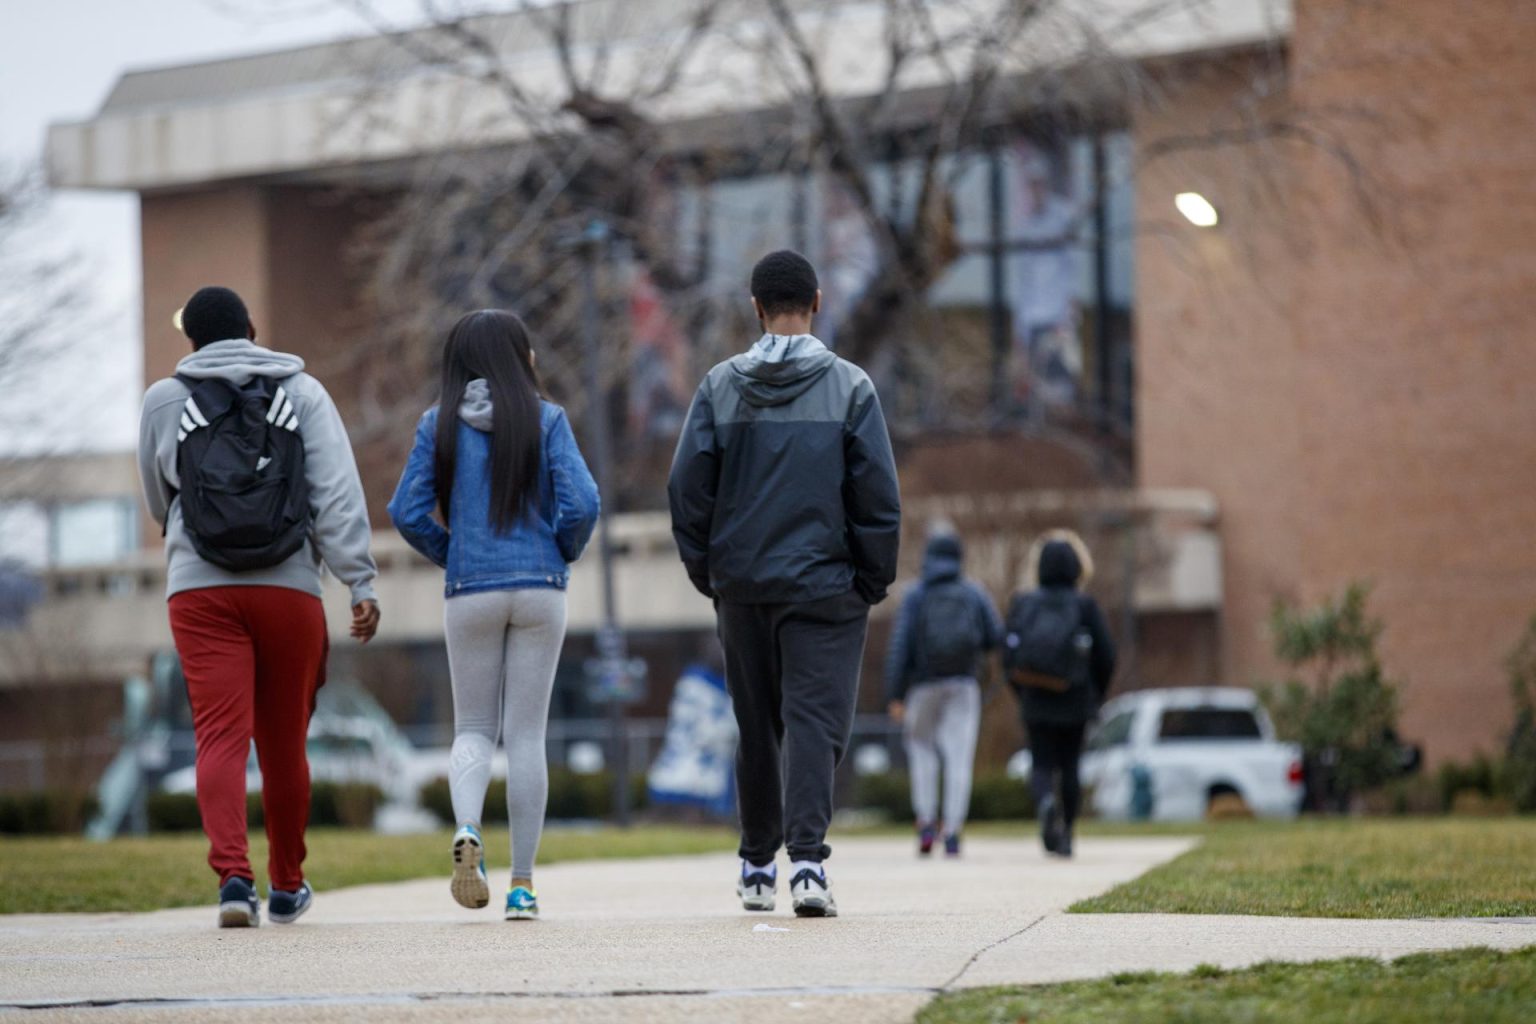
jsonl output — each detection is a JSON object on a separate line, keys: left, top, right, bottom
{"left": 1157, "top": 708, "right": 1263, "bottom": 742}
{"left": 0, "top": 498, "right": 138, "bottom": 570}
{"left": 615, "top": 130, "right": 1136, "bottom": 443}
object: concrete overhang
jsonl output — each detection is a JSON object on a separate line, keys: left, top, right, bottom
{"left": 46, "top": 0, "right": 1291, "bottom": 194}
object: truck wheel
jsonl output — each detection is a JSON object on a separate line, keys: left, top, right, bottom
{"left": 1206, "top": 786, "right": 1253, "bottom": 820}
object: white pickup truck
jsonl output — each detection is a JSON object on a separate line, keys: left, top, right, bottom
{"left": 1011, "top": 687, "right": 1305, "bottom": 822}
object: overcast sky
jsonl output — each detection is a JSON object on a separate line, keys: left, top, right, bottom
{"left": 0, "top": 0, "right": 432, "bottom": 457}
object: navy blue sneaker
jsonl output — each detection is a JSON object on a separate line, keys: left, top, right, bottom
{"left": 943, "top": 832, "right": 962, "bottom": 858}
{"left": 267, "top": 881, "right": 313, "bottom": 924}
{"left": 917, "top": 823, "right": 937, "bottom": 857}
{"left": 218, "top": 876, "right": 259, "bottom": 928}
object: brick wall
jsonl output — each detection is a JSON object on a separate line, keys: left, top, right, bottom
{"left": 1136, "top": 1, "right": 1536, "bottom": 760}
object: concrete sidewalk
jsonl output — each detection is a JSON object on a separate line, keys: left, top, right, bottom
{"left": 2, "top": 834, "right": 1533, "bottom": 1023}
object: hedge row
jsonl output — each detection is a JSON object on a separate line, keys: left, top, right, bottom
{"left": 418, "top": 770, "right": 650, "bottom": 825}
{"left": 146, "top": 782, "right": 385, "bottom": 832}
{"left": 0, "top": 790, "right": 100, "bottom": 835}
{"left": 852, "top": 771, "right": 1036, "bottom": 823}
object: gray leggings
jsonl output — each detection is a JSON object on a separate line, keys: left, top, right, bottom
{"left": 904, "top": 679, "right": 982, "bottom": 836}
{"left": 445, "top": 587, "right": 567, "bottom": 880}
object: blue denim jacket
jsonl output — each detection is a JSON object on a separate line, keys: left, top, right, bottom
{"left": 388, "top": 400, "right": 601, "bottom": 597}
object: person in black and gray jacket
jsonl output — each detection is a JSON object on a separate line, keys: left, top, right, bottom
{"left": 668, "top": 250, "right": 901, "bottom": 919}
{"left": 884, "top": 525, "right": 1002, "bottom": 858}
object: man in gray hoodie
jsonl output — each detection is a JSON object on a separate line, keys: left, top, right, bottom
{"left": 669, "top": 251, "right": 901, "bottom": 918}
{"left": 138, "top": 286, "right": 379, "bottom": 927}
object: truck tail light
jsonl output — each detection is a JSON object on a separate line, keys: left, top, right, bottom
{"left": 1287, "top": 760, "right": 1304, "bottom": 785}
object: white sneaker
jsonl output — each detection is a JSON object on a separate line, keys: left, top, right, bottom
{"left": 450, "top": 824, "right": 490, "bottom": 909}
{"left": 737, "top": 863, "right": 777, "bottom": 912}
{"left": 790, "top": 865, "right": 837, "bottom": 918}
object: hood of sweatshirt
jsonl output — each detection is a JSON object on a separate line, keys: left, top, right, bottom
{"left": 460, "top": 379, "right": 495, "bottom": 431}
{"left": 728, "top": 333, "right": 837, "bottom": 408}
{"left": 921, "top": 533, "right": 964, "bottom": 584}
{"left": 175, "top": 338, "right": 305, "bottom": 384}
{"left": 1038, "top": 539, "right": 1083, "bottom": 588}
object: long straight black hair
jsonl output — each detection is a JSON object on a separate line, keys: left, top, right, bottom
{"left": 433, "top": 309, "right": 543, "bottom": 532}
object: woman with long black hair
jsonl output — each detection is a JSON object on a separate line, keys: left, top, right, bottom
{"left": 389, "top": 309, "right": 600, "bottom": 920}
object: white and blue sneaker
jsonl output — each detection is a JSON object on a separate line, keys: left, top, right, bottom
{"left": 267, "top": 881, "right": 313, "bottom": 924}
{"left": 505, "top": 885, "right": 538, "bottom": 921}
{"left": 450, "top": 824, "right": 490, "bottom": 909}
{"left": 737, "top": 861, "right": 777, "bottom": 912}
{"left": 790, "top": 863, "right": 837, "bottom": 918}
{"left": 217, "top": 876, "right": 260, "bottom": 928}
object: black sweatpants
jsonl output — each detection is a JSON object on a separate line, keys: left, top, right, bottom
{"left": 718, "top": 590, "right": 869, "bottom": 864}
{"left": 1028, "top": 721, "right": 1087, "bottom": 827}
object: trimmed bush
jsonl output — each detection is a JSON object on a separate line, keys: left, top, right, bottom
{"left": 848, "top": 770, "right": 1035, "bottom": 823}
{"left": 1436, "top": 754, "right": 1505, "bottom": 813}
{"left": 418, "top": 770, "right": 649, "bottom": 825}
{"left": 310, "top": 782, "right": 383, "bottom": 829}
{"left": 850, "top": 771, "right": 912, "bottom": 821}
{"left": 146, "top": 782, "right": 384, "bottom": 833}
{"left": 969, "top": 772, "right": 1035, "bottom": 820}
{"left": 0, "top": 790, "right": 100, "bottom": 834}
{"left": 146, "top": 792, "right": 203, "bottom": 832}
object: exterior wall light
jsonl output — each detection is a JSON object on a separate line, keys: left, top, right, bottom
{"left": 1175, "top": 191, "right": 1219, "bottom": 227}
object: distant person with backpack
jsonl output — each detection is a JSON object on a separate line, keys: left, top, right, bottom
{"left": 1004, "top": 530, "right": 1115, "bottom": 857}
{"left": 669, "top": 251, "right": 900, "bottom": 918}
{"left": 389, "top": 309, "right": 599, "bottom": 922}
{"left": 884, "top": 526, "right": 1002, "bottom": 857}
{"left": 138, "top": 286, "right": 380, "bottom": 927}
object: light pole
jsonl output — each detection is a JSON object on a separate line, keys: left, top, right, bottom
{"left": 577, "top": 218, "right": 633, "bottom": 827}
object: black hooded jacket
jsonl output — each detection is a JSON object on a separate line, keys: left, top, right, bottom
{"left": 1010, "top": 539, "right": 1118, "bottom": 726}
{"left": 667, "top": 333, "right": 901, "bottom": 605}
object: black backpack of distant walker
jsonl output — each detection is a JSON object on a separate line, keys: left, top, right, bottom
{"left": 916, "top": 581, "right": 985, "bottom": 680}
{"left": 173, "top": 374, "right": 311, "bottom": 572}
{"left": 1003, "top": 590, "right": 1090, "bottom": 694}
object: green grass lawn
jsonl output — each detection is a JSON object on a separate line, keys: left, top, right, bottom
{"left": 1071, "top": 817, "right": 1536, "bottom": 918}
{"left": 919, "top": 946, "right": 1536, "bottom": 1024}
{"left": 0, "top": 825, "right": 737, "bottom": 914}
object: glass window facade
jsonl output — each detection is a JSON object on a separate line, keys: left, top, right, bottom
{"left": 617, "top": 130, "right": 1136, "bottom": 442}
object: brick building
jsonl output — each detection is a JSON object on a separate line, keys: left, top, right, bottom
{"left": 43, "top": 0, "right": 1536, "bottom": 761}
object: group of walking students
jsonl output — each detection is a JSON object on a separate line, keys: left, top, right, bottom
{"left": 137, "top": 250, "right": 1114, "bottom": 929}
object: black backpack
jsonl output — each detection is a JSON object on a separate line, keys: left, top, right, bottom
{"left": 916, "top": 581, "right": 985, "bottom": 679}
{"left": 1004, "top": 590, "right": 1090, "bottom": 694}
{"left": 173, "top": 374, "right": 311, "bottom": 572}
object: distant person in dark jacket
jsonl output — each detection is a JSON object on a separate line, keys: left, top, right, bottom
{"left": 1004, "top": 530, "right": 1115, "bottom": 858}
{"left": 884, "top": 525, "right": 1002, "bottom": 858}
{"left": 668, "top": 250, "right": 901, "bottom": 919}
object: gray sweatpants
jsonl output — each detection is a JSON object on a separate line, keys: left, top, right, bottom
{"left": 444, "top": 588, "right": 567, "bottom": 880}
{"left": 904, "top": 679, "right": 982, "bottom": 836}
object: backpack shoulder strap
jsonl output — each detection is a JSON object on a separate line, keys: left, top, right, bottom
{"left": 173, "top": 375, "right": 238, "bottom": 443}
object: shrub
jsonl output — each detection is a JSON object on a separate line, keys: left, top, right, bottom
{"left": 146, "top": 792, "right": 203, "bottom": 832}
{"left": 968, "top": 771, "right": 1035, "bottom": 820}
{"left": 1360, "top": 775, "right": 1442, "bottom": 816}
{"left": 310, "top": 782, "right": 384, "bottom": 829}
{"left": 1260, "top": 583, "right": 1405, "bottom": 810}
{"left": 1506, "top": 616, "right": 1536, "bottom": 812}
{"left": 850, "top": 771, "right": 911, "bottom": 821}
{"left": 418, "top": 770, "right": 648, "bottom": 825}
{"left": 146, "top": 782, "right": 384, "bottom": 832}
{"left": 1436, "top": 754, "right": 1505, "bottom": 813}
{"left": 847, "top": 770, "right": 1035, "bottom": 822}
{"left": 0, "top": 789, "right": 100, "bottom": 834}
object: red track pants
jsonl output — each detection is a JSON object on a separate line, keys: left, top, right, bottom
{"left": 168, "top": 586, "right": 328, "bottom": 890}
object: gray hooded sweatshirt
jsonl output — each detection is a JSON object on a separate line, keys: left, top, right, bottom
{"left": 138, "top": 338, "right": 378, "bottom": 606}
